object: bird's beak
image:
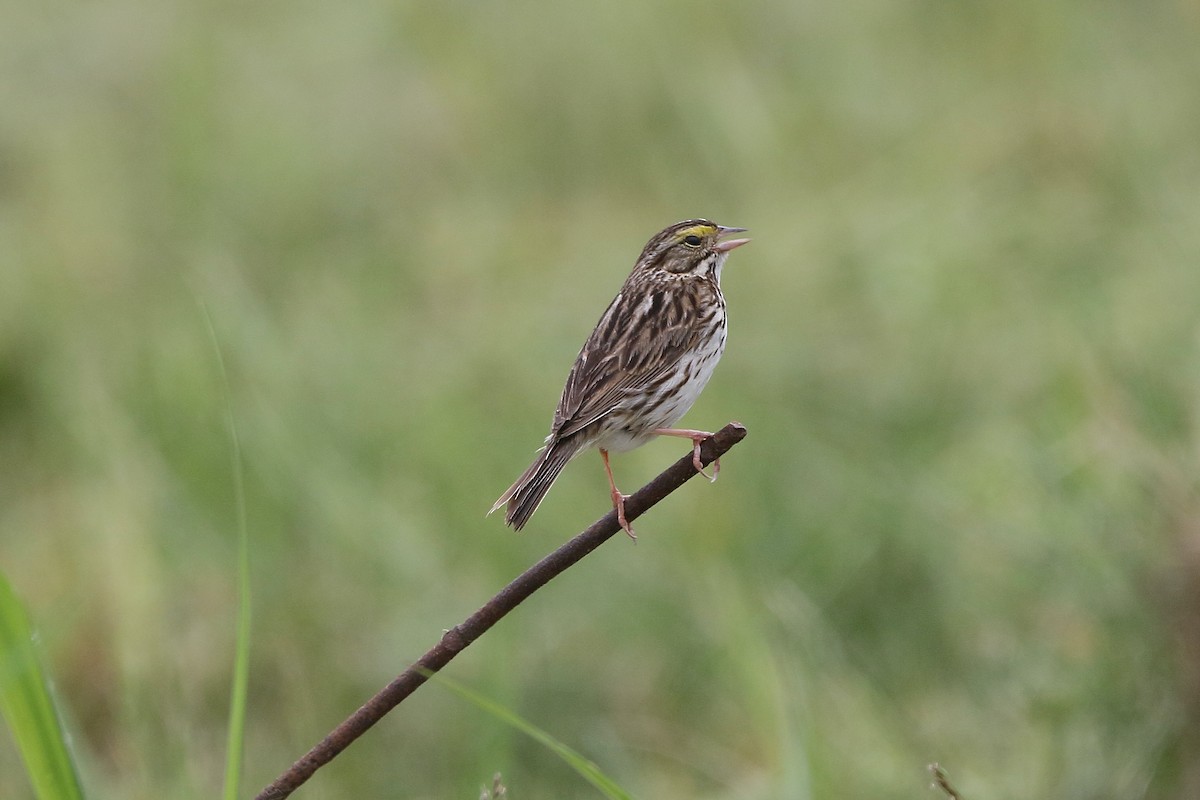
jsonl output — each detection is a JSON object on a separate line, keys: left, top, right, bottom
{"left": 714, "top": 226, "right": 750, "bottom": 253}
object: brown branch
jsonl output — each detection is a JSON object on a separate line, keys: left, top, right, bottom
{"left": 254, "top": 422, "right": 749, "bottom": 799}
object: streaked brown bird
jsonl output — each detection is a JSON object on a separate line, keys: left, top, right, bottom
{"left": 489, "top": 219, "right": 749, "bottom": 538}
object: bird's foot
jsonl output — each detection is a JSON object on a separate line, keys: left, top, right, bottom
{"left": 653, "top": 428, "right": 719, "bottom": 482}
{"left": 600, "top": 448, "right": 636, "bottom": 541}
{"left": 610, "top": 488, "right": 636, "bottom": 541}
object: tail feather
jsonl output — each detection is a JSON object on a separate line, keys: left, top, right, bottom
{"left": 489, "top": 439, "right": 580, "bottom": 531}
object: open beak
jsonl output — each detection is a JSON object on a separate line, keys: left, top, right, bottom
{"left": 714, "top": 226, "right": 750, "bottom": 253}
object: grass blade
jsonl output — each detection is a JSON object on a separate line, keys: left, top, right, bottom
{"left": 200, "top": 301, "right": 253, "bottom": 800}
{"left": 425, "top": 671, "right": 635, "bottom": 800}
{"left": 0, "top": 571, "right": 85, "bottom": 800}
{"left": 221, "top": 458, "right": 252, "bottom": 800}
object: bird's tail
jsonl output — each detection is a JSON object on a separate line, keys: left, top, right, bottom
{"left": 489, "top": 439, "right": 581, "bottom": 531}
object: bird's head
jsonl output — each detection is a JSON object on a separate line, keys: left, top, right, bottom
{"left": 635, "top": 219, "right": 750, "bottom": 280}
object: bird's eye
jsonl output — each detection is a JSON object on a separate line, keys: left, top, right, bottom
{"left": 683, "top": 235, "right": 702, "bottom": 247}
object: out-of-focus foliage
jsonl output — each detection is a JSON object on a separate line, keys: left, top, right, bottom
{"left": 0, "top": 573, "right": 84, "bottom": 800}
{"left": 2, "top": 0, "right": 1199, "bottom": 797}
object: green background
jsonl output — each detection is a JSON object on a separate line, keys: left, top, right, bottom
{"left": 3, "top": 0, "right": 1200, "bottom": 797}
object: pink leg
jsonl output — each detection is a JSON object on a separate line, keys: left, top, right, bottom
{"left": 653, "top": 428, "right": 718, "bottom": 482}
{"left": 600, "top": 448, "right": 636, "bottom": 540}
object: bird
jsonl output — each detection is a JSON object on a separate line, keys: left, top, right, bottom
{"left": 489, "top": 219, "right": 750, "bottom": 539}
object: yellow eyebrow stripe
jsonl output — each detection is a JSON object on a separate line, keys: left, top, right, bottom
{"left": 675, "top": 224, "right": 717, "bottom": 241}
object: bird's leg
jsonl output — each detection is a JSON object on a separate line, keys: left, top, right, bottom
{"left": 653, "top": 428, "right": 718, "bottom": 482}
{"left": 600, "top": 448, "right": 636, "bottom": 541}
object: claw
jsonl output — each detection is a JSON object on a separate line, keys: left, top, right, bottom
{"left": 612, "top": 489, "right": 636, "bottom": 541}
{"left": 690, "top": 439, "right": 719, "bottom": 482}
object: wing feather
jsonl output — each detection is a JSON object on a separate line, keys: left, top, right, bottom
{"left": 550, "top": 279, "right": 708, "bottom": 441}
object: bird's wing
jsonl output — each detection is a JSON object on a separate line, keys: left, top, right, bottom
{"left": 551, "top": 285, "right": 705, "bottom": 441}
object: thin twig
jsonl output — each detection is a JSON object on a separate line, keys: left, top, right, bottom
{"left": 254, "top": 422, "right": 749, "bottom": 799}
{"left": 929, "top": 763, "right": 963, "bottom": 800}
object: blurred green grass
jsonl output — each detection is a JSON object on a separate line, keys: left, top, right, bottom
{"left": 3, "top": 0, "right": 1200, "bottom": 797}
